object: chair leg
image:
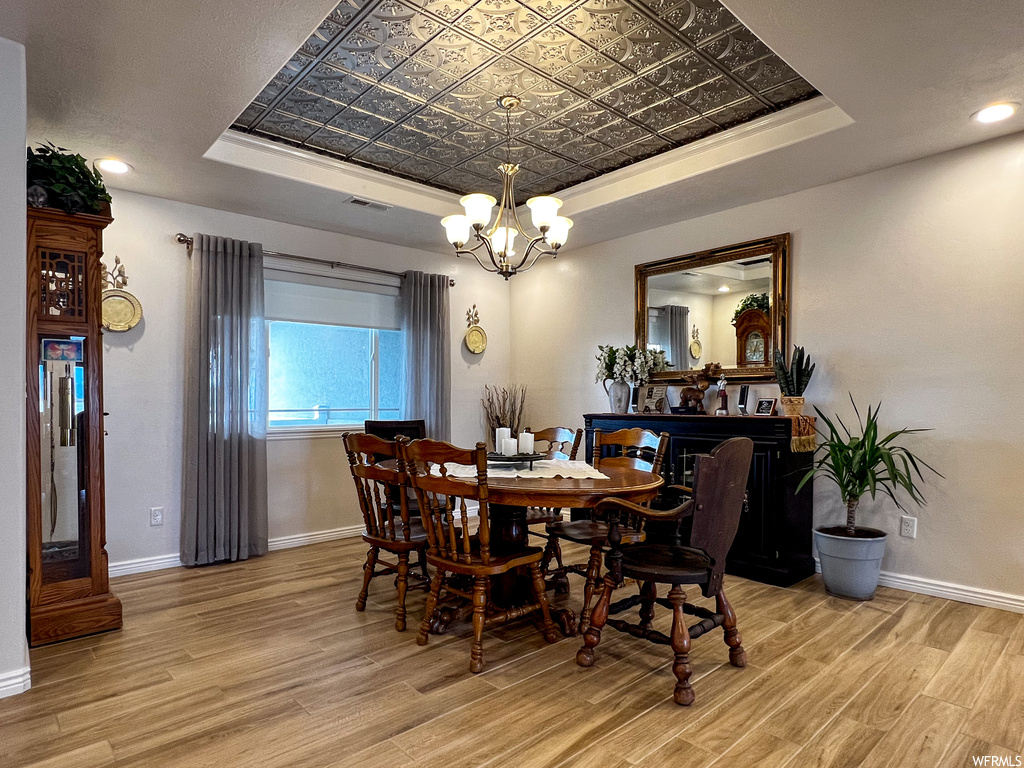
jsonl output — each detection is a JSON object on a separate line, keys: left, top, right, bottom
{"left": 716, "top": 588, "right": 747, "bottom": 668}
{"left": 395, "top": 552, "right": 410, "bottom": 632}
{"left": 541, "top": 535, "right": 559, "bottom": 576}
{"left": 669, "top": 584, "right": 695, "bottom": 706}
{"left": 528, "top": 562, "right": 561, "bottom": 643}
{"left": 576, "top": 575, "right": 614, "bottom": 667}
{"left": 639, "top": 581, "right": 657, "bottom": 631}
{"left": 417, "top": 549, "right": 429, "bottom": 581}
{"left": 417, "top": 569, "right": 445, "bottom": 646}
{"left": 470, "top": 576, "right": 489, "bottom": 673}
{"left": 579, "top": 545, "right": 603, "bottom": 633}
{"left": 356, "top": 546, "right": 378, "bottom": 611}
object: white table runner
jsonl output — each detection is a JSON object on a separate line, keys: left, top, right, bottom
{"left": 431, "top": 459, "right": 609, "bottom": 480}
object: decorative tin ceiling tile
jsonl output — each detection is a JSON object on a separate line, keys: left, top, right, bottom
{"left": 761, "top": 79, "right": 818, "bottom": 108}
{"left": 659, "top": 115, "right": 717, "bottom": 142}
{"left": 705, "top": 97, "right": 769, "bottom": 128}
{"left": 300, "top": 19, "right": 348, "bottom": 57}
{"left": 377, "top": 124, "right": 438, "bottom": 152}
{"left": 306, "top": 126, "right": 370, "bottom": 155}
{"left": 297, "top": 64, "right": 374, "bottom": 105}
{"left": 232, "top": 0, "right": 818, "bottom": 195}
{"left": 328, "top": 107, "right": 394, "bottom": 138}
{"left": 393, "top": 154, "right": 450, "bottom": 178}
{"left": 279, "top": 92, "right": 346, "bottom": 124}
{"left": 258, "top": 111, "right": 323, "bottom": 142}
{"left": 676, "top": 76, "right": 748, "bottom": 115}
{"left": 350, "top": 143, "right": 417, "bottom": 170}
{"left": 618, "top": 134, "right": 672, "bottom": 159}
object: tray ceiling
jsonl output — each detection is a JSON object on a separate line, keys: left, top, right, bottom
{"left": 231, "top": 0, "right": 818, "bottom": 200}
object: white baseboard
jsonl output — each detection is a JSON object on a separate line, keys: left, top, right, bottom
{"left": 0, "top": 667, "right": 31, "bottom": 699}
{"left": 109, "top": 525, "right": 366, "bottom": 578}
{"left": 267, "top": 524, "right": 364, "bottom": 551}
{"left": 108, "top": 553, "right": 183, "bottom": 578}
{"left": 813, "top": 559, "right": 1024, "bottom": 614}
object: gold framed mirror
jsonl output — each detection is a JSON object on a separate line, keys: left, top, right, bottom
{"left": 635, "top": 234, "right": 790, "bottom": 382}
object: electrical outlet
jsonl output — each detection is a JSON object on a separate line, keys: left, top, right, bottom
{"left": 900, "top": 515, "right": 917, "bottom": 538}
{"left": 150, "top": 507, "right": 164, "bottom": 527}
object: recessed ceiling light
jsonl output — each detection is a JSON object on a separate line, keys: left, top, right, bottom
{"left": 718, "top": 285, "right": 730, "bottom": 292}
{"left": 972, "top": 103, "right": 1019, "bottom": 124}
{"left": 95, "top": 158, "right": 132, "bottom": 174}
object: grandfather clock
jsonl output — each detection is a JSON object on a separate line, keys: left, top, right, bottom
{"left": 733, "top": 308, "right": 771, "bottom": 367}
{"left": 26, "top": 206, "right": 122, "bottom": 646}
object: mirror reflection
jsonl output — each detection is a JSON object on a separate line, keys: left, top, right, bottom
{"left": 646, "top": 257, "right": 772, "bottom": 371}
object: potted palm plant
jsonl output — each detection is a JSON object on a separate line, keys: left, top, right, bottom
{"left": 774, "top": 345, "right": 815, "bottom": 416}
{"left": 798, "top": 397, "right": 941, "bottom": 600}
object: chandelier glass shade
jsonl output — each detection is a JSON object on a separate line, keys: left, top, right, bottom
{"left": 440, "top": 96, "right": 573, "bottom": 280}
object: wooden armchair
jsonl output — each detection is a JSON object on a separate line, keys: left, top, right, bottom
{"left": 401, "top": 438, "right": 560, "bottom": 673}
{"left": 544, "top": 428, "right": 669, "bottom": 632}
{"left": 524, "top": 426, "right": 583, "bottom": 576}
{"left": 343, "top": 432, "right": 429, "bottom": 632}
{"left": 576, "top": 437, "right": 754, "bottom": 706}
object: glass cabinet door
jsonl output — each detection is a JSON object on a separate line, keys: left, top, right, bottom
{"left": 38, "top": 335, "right": 91, "bottom": 583}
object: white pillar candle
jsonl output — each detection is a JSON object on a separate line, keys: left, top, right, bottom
{"left": 501, "top": 437, "right": 518, "bottom": 457}
{"left": 495, "top": 427, "right": 511, "bottom": 448}
{"left": 518, "top": 432, "right": 535, "bottom": 454}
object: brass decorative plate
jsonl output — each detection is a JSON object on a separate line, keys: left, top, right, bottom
{"left": 689, "top": 338, "right": 703, "bottom": 360}
{"left": 101, "top": 289, "right": 143, "bottom": 331}
{"left": 465, "top": 325, "right": 487, "bottom": 354}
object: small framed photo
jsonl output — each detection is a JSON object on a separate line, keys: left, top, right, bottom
{"left": 754, "top": 397, "right": 777, "bottom": 416}
{"left": 639, "top": 384, "right": 668, "bottom": 414}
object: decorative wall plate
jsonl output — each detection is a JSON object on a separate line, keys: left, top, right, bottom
{"left": 465, "top": 325, "right": 487, "bottom": 354}
{"left": 101, "top": 289, "right": 143, "bottom": 331}
{"left": 689, "top": 327, "right": 703, "bottom": 360}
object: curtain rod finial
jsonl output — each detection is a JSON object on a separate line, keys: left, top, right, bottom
{"left": 175, "top": 233, "right": 194, "bottom": 248}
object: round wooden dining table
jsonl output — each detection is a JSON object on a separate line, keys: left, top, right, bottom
{"left": 484, "top": 465, "right": 665, "bottom": 556}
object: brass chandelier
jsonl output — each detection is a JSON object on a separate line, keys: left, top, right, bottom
{"left": 440, "top": 95, "right": 573, "bottom": 280}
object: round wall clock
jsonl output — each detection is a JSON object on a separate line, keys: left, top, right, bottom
{"left": 101, "top": 289, "right": 143, "bottom": 331}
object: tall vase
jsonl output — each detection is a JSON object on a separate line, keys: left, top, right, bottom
{"left": 603, "top": 379, "right": 631, "bottom": 413}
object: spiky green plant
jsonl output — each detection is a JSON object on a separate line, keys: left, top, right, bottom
{"left": 774, "top": 345, "right": 815, "bottom": 396}
{"left": 797, "top": 396, "right": 941, "bottom": 537}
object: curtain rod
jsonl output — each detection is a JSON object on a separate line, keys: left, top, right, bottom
{"left": 174, "top": 233, "right": 455, "bottom": 287}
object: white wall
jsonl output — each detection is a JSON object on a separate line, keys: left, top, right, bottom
{"left": 512, "top": 132, "right": 1024, "bottom": 602}
{"left": 0, "top": 36, "right": 31, "bottom": 697}
{"left": 101, "top": 190, "right": 511, "bottom": 565}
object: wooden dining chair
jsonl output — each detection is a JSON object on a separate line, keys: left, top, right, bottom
{"left": 524, "top": 426, "right": 583, "bottom": 579}
{"left": 401, "top": 438, "right": 560, "bottom": 673}
{"left": 543, "top": 428, "right": 669, "bottom": 631}
{"left": 343, "top": 432, "right": 429, "bottom": 632}
{"left": 576, "top": 437, "right": 754, "bottom": 706}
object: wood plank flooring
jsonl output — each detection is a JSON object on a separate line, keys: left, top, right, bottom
{"left": 2, "top": 537, "right": 1022, "bottom": 768}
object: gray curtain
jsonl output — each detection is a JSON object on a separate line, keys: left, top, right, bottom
{"left": 181, "top": 234, "right": 269, "bottom": 566}
{"left": 665, "top": 304, "right": 690, "bottom": 370}
{"left": 401, "top": 271, "right": 451, "bottom": 442}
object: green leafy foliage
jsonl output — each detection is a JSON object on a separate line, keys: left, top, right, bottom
{"left": 731, "top": 292, "right": 769, "bottom": 322}
{"left": 797, "top": 396, "right": 942, "bottom": 535}
{"left": 774, "top": 345, "right": 816, "bottom": 396}
{"left": 26, "top": 141, "right": 112, "bottom": 214}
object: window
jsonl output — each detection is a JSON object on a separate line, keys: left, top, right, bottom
{"left": 268, "top": 321, "right": 402, "bottom": 428}
{"left": 264, "top": 260, "right": 404, "bottom": 431}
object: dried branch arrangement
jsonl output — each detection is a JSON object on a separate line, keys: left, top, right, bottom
{"left": 482, "top": 384, "right": 527, "bottom": 440}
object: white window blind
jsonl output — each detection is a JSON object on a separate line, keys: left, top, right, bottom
{"left": 263, "top": 257, "right": 401, "bottom": 330}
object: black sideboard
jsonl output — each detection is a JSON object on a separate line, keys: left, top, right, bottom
{"left": 584, "top": 413, "right": 815, "bottom": 587}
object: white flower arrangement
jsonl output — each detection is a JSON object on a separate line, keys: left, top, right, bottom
{"left": 596, "top": 345, "right": 671, "bottom": 385}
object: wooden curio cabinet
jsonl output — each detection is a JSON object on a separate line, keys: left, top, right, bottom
{"left": 26, "top": 206, "right": 122, "bottom": 646}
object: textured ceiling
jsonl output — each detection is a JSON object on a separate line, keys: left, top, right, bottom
{"left": 232, "top": 0, "right": 818, "bottom": 200}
